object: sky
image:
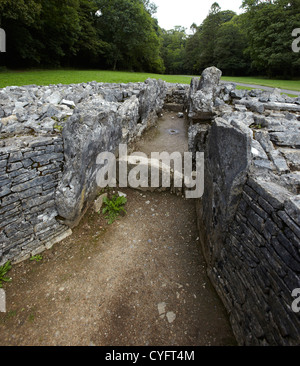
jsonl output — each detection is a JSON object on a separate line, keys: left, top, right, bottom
{"left": 152, "top": 0, "right": 244, "bottom": 32}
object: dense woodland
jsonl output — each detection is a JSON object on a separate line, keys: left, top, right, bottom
{"left": 0, "top": 0, "right": 299, "bottom": 77}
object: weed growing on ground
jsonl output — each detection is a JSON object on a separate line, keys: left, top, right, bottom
{"left": 0, "top": 261, "right": 12, "bottom": 287}
{"left": 102, "top": 194, "right": 127, "bottom": 224}
{"left": 30, "top": 255, "right": 43, "bottom": 263}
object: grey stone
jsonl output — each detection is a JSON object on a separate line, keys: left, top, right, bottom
{"left": 198, "top": 116, "right": 251, "bottom": 268}
{"left": 55, "top": 79, "right": 166, "bottom": 228}
{"left": 251, "top": 139, "right": 268, "bottom": 160}
{"left": 187, "top": 67, "right": 222, "bottom": 121}
{"left": 252, "top": 159, "right": 275, "bottom": 172}
{"left": 61, "top": 99, "right": 76, "bottom": 109}
{"left": 255, "top": 131, "right": 274, "bottom": 154}
{"left": 247, "top": 208, "right": 265, "bottom": 231}
{"left": 285, "top": 196, "right": 300, "bottom": 227}
{"left": 271, "top": 237, "right": 299, "bottom": 272}
{"left": 277, "top": 211, "right": 300, "bottom": 240}
{"left": 269, "top": 130, "right": 300, "bottom": 147}
{"left": 247, "top": 177, "right": 292, "bottom": 210}
{"left": 93, "top": 193, "right": 107, "bottom": 213}
{"left": 8, "top": 151, "right": 23, "bottom": 163}
{"left": 31, "top": 152, "right": 64, "bottom": 165}
{"left": 279, "top": 148, "right": 300, "bottom": 171}
{"left": 46, "top": 91, "right": 62, "bottom": 105}
{"left": 230, "top": 89, "right": 245, "bottom": 99}
{"left": 249, "top": 101, "right": 265, "bottom": 114}
{"left": 264, "top": 102, "right": 300, "bottom": 112}
{"left": 7, "top": 162, "right": 23, "bottom": 172}
{"left": 269, "top": 150, "right": 290, "bottom": 173}
{"left": 0, "top": 184, "right": 11, "bottom": 198}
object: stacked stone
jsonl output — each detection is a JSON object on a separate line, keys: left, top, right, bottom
{"left": 164, "top": 83, "right": 189, "bottom": 111}
{"left": 0, "top": 79, "right": 168, "bottom": 260}
{"left": 211, "top": 176, "right": 300, "bottom": 345}
{"left": 188, "top": 67, "right": 300, "bottom": 346}
{"left": 0, "top": 79, "right": 167, "bottom": 140}
{"left": 0, "top": 136, "right": 70, "bottom": 265}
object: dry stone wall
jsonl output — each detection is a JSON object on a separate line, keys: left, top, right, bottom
{"left": 0, "top": 135, "right": 71, "bottom": 265}
{"left": 189, "top": 67, "right": 300, "bottom": 346}
{"left": 0, "top": 79, "right": 167, "bottom": 265}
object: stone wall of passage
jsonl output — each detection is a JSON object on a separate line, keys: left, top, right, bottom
{"left": 0, "top": 79, "right": 168, "bottom": 264}
{"left": 0, "top": 136, "right": 71, "bottom": 265}
{"left": 163, "top": 83, "right": 189, "bottom": 111}
{"left": 189, "top": 67, "right": 300, "bottom": 346}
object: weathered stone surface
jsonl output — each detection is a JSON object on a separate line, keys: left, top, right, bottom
{"left": 251, "top": 139, "right": 269, "bottom": 160}
{"left": 93, "top": 193, "right": 107, "bottom": 213}
{"left": 254, "top": 130, "right": 274, "bottom": 154}
{"left": 269, "top": 150, "right": 290, "bottom": 173}
{"left": 188, "top": 73, "right": 300, "bottom": 346}
{"left": 285, "top": 196, "right": 300, "bottom": 227}
{"left": 187, "top": 67, "right": 222, "bottom": 121}
{"left": 269, "top": 130, "right": 300, "bottom": 147}
{"left": 0, "top": 134, "right": 67, "bottom": 265}
{"left": 280, "top": 148, "right": 300, "bottom": 171}
{"left": 264, "top": 102, "right": 300, "bottom": 112}
{"left": 55, "top": 79, "right": 167, "bottom": 228}
{"left": 197, "top": 116, "right": 251, "bottom": 266}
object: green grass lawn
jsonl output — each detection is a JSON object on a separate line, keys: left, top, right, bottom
{"left": 0, "top": 69, "right": 194, "bottom": 88}
{"left": 0, "top": 69, "right": 299, "bottom": 95}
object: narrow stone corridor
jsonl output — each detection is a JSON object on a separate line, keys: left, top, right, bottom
{"left": 0, "top": 111, "right": 236, "bottom": 346}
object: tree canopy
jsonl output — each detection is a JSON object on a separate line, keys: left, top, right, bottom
{"left": 0, "top": 0, "right": 299, "bottom": 78}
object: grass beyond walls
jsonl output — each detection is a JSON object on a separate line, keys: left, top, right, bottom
{"left": 0, "top": 69, "right": 299, "bottom": 92}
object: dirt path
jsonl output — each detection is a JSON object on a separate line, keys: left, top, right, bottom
{"left": 0, "top": 111, "right": 236, "bottom": 346}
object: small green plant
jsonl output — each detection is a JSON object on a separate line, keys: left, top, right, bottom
{"left": 0, "top": 261, "right": 12, "bottom": 288}
{"left": 250, "top": 123, "right": 262, "bottom": 129}
{"left": 30, "top": 255, "right": 43, "bottom": 262}
{"left": 53, "top": 123, "right": 63, "bottom": 132}
{"left": 102, "top": 194, "right": 127, "bottom": 224}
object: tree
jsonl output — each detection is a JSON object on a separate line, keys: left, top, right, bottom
{"left": 241, "top": 0, "right": 300, "bottom": 77}
{"left": 72, "top": 0, "right": 108, "bottom": 67}
{"left": 214, "top": 15, "right": 250, "bottom": 75}
{"left": 184, "top": 29, "right": 202, "bottom": 74}
{"left": 94, "top": 0, "right": 164, "bottom": 72}
{"left": 184, "top": 3, "right": 236, "bottom": 74}
{"left": 0, "top": 0, "right": 42, "bottom": 66}
{"left": 161, "top": 26, "right": 187, "bottom": 74}
{"left": 140, "top": 0, "right": 157, "bottom": 16}
{"left": 38, "top": 0, "right": 81, "bottom": 66}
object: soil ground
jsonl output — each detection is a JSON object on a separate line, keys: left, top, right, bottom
{"left": 0, "top": 111, "right": 237, "bottom": 346}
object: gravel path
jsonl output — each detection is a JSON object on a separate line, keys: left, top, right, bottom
{"left": 0, "top": 111, "right": 236, "bottom": 346}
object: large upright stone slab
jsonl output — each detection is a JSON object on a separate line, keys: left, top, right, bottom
{"left": 187, "top": 66, "right": 222, "bottom": 122}
{"left": 197, "top": 117, "right": 252, "bottom": 263}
